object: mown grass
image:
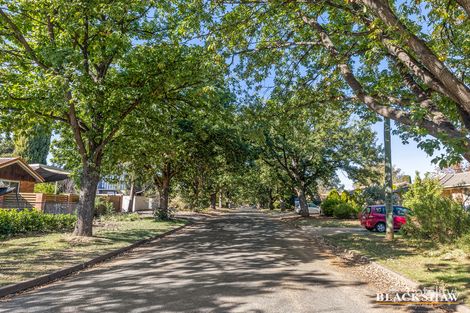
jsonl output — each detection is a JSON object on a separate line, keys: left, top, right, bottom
{"left": 0, "top": 217, "right": 187, "bottom": 287}
{"left": 285, "top": 215, "right": 361, "bottom": 228}
{"left": 324, "top": 231, "right": 470, "bottom": 305}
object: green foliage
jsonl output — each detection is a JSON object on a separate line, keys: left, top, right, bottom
{"left": 34, "top": 183, "right": 56, "bottom": 194}
{"left": 321, "top": 198, "right": 341, "bottom": 217}
{"left": 99, "top": 213, "right": 141, "bottom": 222}
{"left": 0, "top": 133, "right": 14, "bottom": 157}
{"left": 322, "top": 189, "right": 361, "bottom": 218}
{"left": 154, "top": 207, "right": 174, "bottom": 221}
{"left": 94, "top": 198, "right": 115, "bottom": 218}
{"left": 13, "top": 125, "right": 51, "bottom": 164}
{"left": 246, "top": 92, "right": 380, "bottom": 215}
{"left": 402, "top": 174, "right": 470, "bottom": 243}
{"left": 0, "top": 0, "right": 227, "bottom": 235}
{"left": 360, "top": 185, "right": 385, "bottom": 205}
{"left": 333, "top": 202, "right": 355, "bottom": 219}
{"left": 207, "top": 0, "right": 470, "bottom": 163}
{"left": 0, "top": 209, "right": 76, "bottom": 236}
{"left": 321, "top": 190, "right": 341, "bottom": 216}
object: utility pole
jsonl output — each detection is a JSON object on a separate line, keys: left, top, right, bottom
{"left": 384, "top": 117, "right": 394, "bottom": 240}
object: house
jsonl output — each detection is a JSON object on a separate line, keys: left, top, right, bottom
{"left": 29, "top": 164, "right": 70, "bottom": 183}
{"left": 439, "top": 171, "right": 470, "bottom": 208}
{"left": 0, "top": 157, "right": 44, "bottom": 193}
{"left": 97, "top": 176, "right": 127, "bottom": 195}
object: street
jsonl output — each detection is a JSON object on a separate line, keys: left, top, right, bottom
{"left": 1, "top": 211, "right": 419, "bottom": 312}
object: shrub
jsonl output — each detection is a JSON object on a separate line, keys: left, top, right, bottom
{"left": 0, "top": 209, "right": 76, "bottom": 236}
{"left": 402, "top": 174, "right": 470, "bottom": 243}
{"left": 321, "top": 198, "right": 340, "bottom": 216}
{"left": 321, "top": 189, "right": 361, "bottom": 218}
{"left": 34, "top": 182, "right": 56, "bottom": 194}
{"left": 333, "top": 202, "right": 355, "bottom": 219}
{"left": 94, "top": 197, "right": 115, "bottom": 217}
{"left": 154, "top": 207, "right": 174, "bottom": 220}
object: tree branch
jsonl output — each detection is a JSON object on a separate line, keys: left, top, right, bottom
{"left": 66, "top": 92, "right": 88, "bottom": 163}
{"left": 359, "top": 0, "right": 470, "bottom": 114}
{"left": 0, "top": 8, "right": 50, "bottom": 71}
{"left": 299, "top": 12, "right": 470, "bottom": 160}
{"left": 455, "top": 0, "right": 470, "bottom": 15}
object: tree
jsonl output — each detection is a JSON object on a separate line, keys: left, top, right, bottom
{"left": 107, "top": 76, "right": 232, "bottom": 218}
{"left": 0, "top": 1, "right": 222, "bottom": 236}
{"left": 13, "top": 125, "right": 51, "bottom": 164}
{"left": 0, "top": 133, "right": 14, "bottom": 157}
{"left": 207, "top": 0, "right": 470, "bottom": 164}
{"left": 246, "top": 91, "right": 381, "bottom": 217}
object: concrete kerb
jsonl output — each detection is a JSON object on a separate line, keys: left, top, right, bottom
{"left": 0, "top": 218, "right": 194, "bottom": 299}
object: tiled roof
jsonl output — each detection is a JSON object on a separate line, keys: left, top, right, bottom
{"left": 439, "top": 172, "right": 470, "bottom": 188}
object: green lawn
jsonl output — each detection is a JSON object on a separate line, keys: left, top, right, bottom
{"left": 0, "top": 217, "right": 187, "bottom": 287}
{"left": 324, "top": 231, "right": 470, "bottom": 305}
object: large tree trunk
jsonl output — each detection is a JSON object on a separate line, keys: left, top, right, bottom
{"left": 218, "top": 190, "right": 223, "bottom": 209}
{"left": 296, "top": 188, "right": 309, "bottom": 217}
{"left": 127, "top": 180, "right": 136, "bottom": 213}
{"left": 268, "top": 188, "right": 274, "bottom": 210}
{"left": 74, "top": 164, "right": 100, "bottom": 237}
{"left": 154, "top": 162, "right": 173, "bottom": 219}
{"left": 159, "top": 175, "right": 170, "bottom": 217}
{"left": 210, "top": 192, "right": 217, "bottom": 210}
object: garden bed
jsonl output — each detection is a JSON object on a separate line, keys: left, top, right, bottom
{"left": 0, "top": 217, "right": 187, "bottom": 287}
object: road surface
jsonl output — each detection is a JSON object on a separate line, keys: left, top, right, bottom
{"left": 1, "top": 211, "right": 420, "bottom": 312}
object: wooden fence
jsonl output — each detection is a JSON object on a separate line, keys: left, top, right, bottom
{"left": 0, "top": 193, "right": 122, "bottom": 214}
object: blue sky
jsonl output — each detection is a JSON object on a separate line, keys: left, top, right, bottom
{"left": 339, "top": 120, "right": 439, "bottom": 189}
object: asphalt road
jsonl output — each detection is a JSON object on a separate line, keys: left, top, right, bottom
{"left": 1, "top": 211, "right": 420, "bottom": 313}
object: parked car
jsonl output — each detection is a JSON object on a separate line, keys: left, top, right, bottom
{"left": 359, "top": 205, "right": 408, "bottom": 232}
{"left": 294, "top": 201, "right": 321, "bottom": 214}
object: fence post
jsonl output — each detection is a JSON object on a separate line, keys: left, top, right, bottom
{"left": 35, "top": 193, "right": 45, "bottom": 211}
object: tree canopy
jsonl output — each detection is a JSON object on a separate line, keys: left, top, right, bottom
{"left": 0, "top": 0, "right": 467, "bottom": 235}
{"left": 244, "top": 90, "right": 380, "bottom": 216}
{"left": 205, "top": 0, "right": 470, "bottom": 164}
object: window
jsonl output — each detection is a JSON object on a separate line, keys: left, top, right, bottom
{"left": 0, "top": 180, "right": 20, "bottom": 191}
{"left": 393, "top": 207, "right": 406, "bottom": 216}
{"left": 375, "top": 207, "right": 385, "bottom": 214}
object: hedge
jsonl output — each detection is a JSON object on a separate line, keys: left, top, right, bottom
{"left": 0, "top": 209, "right": 77, "bottom": 236}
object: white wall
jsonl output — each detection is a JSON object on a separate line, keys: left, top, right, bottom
{"left": 121, "top": 196, "right": 159, "bottom": 212}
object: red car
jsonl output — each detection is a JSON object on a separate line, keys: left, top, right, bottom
{"left": 360, "top": 205, "right": 408, "bottom": 232}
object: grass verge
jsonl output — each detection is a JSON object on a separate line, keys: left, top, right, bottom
{"left": 0, "top": 217, "right": 187, "bottom": 287}
{"left": 324, "top": 231, "right": 470, "bottom": 306}
{"left": 283, "top": 215, "right": 361, "bottom": 228}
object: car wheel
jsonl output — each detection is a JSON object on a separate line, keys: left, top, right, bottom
{"left": 375, "top": 222, "right": 386, "bottom": 233}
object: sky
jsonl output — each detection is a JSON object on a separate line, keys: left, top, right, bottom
{"left": 338, "top": 120, "right": 439, "bottom": 189}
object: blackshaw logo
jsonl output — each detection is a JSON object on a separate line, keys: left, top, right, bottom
{"left": 376, "top": 287, "right": 459, "bottom": 305}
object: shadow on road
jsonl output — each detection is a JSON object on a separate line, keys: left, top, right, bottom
{"left": 0, "top": 211, "right": 433, "bottom": 312}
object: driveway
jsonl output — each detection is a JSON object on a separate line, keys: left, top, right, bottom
{"left": 1, "top": 211, "right": 415, "bottom": 313}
